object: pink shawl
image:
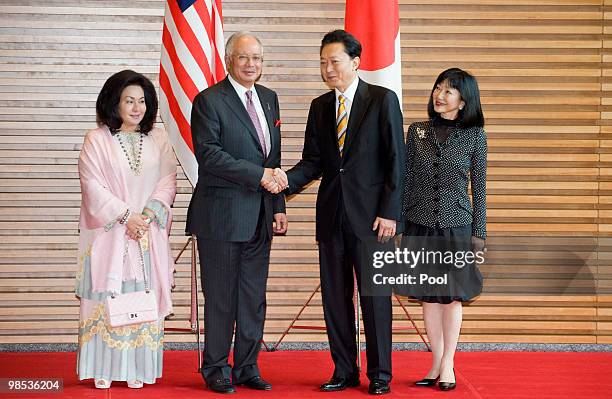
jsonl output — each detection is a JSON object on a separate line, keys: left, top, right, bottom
{"left": 78, "top": 126, "right": 177, "bottom": 317}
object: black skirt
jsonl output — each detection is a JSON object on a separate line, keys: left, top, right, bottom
{"left": 399, "top": 222, "right": 483, "bottom": 304}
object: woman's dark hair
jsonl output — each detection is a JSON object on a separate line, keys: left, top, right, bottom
{"left": 427, "top": 68, "right": 484, "bottom": 128}
{"left": 96, "top": 69, "right": 158, "bottom": 134}
{"left": 320, "top": 29, "right": 362, "bottom": 58}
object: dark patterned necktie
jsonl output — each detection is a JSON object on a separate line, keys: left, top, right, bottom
{"left": 245, "top": 90, "right": 267, "bottom": 156}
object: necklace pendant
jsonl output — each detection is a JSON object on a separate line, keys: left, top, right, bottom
{"left": 115, "top": 132, "right": 144, "bottom": 175}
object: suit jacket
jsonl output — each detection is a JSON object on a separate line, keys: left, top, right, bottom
{"left": 286, "top": 79, "right": 405, "bottom": 242}
{"left": 402, "top": 120, "right": 487, "bottom": 238}
{"left": 186, "top": 77, "right": 285, "bottom": 241}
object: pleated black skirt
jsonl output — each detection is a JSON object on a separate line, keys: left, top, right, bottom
{"left": 399, "top": 222, "right": 483, "bottom": 304}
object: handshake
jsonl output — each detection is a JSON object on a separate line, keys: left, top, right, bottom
{"left": 261, "top": 168, "right": 288, "bottom": 194}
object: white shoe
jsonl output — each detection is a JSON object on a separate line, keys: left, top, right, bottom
{"left": 94, "top": 379, "right": 111, "bottom": 389}
{"left": 127, "top": 380, "right": 144, "bottom": 389}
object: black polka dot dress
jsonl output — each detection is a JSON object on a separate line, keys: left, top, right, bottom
{"left": 401, "top": 117, "right": 487, "bottom": 303}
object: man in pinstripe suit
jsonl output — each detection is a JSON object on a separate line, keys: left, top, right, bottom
{"left": 186, "top": 32, "right": 287, "bottom": 394}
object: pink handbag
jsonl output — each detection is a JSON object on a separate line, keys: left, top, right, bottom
{"left": 105, "top": 240, "right": 159, "bottom": 327}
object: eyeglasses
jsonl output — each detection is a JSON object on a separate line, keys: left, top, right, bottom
{"left": 233, "top": 54, "right": 264, "bottom": 64}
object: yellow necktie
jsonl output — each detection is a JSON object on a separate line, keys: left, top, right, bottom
{"left": 336, "top": 95, "right": 347, "bottom": 155}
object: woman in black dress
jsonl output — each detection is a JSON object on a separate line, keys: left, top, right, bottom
{"left": 402, "top": 68, "right": 487, "bottom": 391}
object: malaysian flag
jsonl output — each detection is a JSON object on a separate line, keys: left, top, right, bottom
{"left": 159, "top": 0, "right": 226, "bottom": 185}
{"left": 345, "top": 0, "right": 402, "bottom": 110}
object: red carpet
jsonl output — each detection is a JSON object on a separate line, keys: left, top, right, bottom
{"left": 1, "top": 350, "right": 611, "bottom": 398}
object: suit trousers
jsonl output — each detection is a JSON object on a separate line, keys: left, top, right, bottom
{"left": 318, "top": 201, "right": 393, "bottom": 382}
{"left": 198, "top": 202, "right": 271, "bottom": 384}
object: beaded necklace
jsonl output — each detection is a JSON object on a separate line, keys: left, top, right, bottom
{"left": 115, "top": 131, "right": 143, "bottom": 175}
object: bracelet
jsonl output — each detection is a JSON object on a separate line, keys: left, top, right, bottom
{"left": 119, "top": 209, "right": 131, "bottom": 225}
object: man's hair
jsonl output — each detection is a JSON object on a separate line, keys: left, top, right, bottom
{"left": 320, "top": 29, "right": 361, "bottom": 58}
{"left": 225, "top": 31, "right": 264, "bottom": 57}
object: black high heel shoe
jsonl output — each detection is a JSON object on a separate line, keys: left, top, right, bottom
{"left": 438, "top": 369, "right": 456, "bottom": 391}
{"left": 414, "top": 376, "right": 439, "bottom": 387}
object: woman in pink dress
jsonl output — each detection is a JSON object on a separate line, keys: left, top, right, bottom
{"left": 75, "top": 70, "right": 177, "bottom": 389}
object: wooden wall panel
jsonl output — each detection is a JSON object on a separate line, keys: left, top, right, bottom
{"left": 0, "top": 0, "right": 609, "bottom": 346}
{"left": 600, "top": 0, "right": 612, "bottom": 345}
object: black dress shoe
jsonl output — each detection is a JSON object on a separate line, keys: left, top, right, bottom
{"left": 207, "top": 378, "right": 236, "bottom": 394}
{"left": 439, "top": 369, "right": 456, "bottom": 391}
{"left": 368, "top": 379, "right": 391, "bottom": 395}
{"left": 414, "top": 376, "right": 439, "bottom": 387}
{"left": 439, "top": 381, "right": 456, "bottom": 391}
{"left": 236, "top": 376, "right": 272, "bottom": 391}
{"left": 319, "top": 375, "right": 360, "bottom": 392}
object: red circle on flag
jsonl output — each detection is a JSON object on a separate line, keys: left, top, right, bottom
{"left": 345, "top": 0, "right": 399, "bottom": 71}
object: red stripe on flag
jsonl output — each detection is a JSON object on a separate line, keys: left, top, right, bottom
{"left": 345, "top": 0, "right": 399, "bottom": 71}
{"left": 192, "top": 0, "right": 213, "bottom": 37}
{"left": 167, "top": 0, "right": 214, "bottom": 86}
{"left": 159, "top": 66, "right": 194, "bottom": 152}
{"left": 162, "top": 25, "right": 199, "bottom": 102}
{"left": 211, "top": 3, "right": 226, "bottom": 82}
{"left": 214, "top": 0, "right": 223, "bottom": 20}
{"left": 194, "top": 0, "right": 225, "bottom": 82}
{"left": 193, "top": 0, "right": 226, "bottom": 82}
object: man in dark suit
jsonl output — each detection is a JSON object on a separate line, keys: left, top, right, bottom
{"left": 186, "top": 32, "right": 287, "bottom": 394}
{"left": 282, "top": 30, "right": 405, "bottom": 395}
